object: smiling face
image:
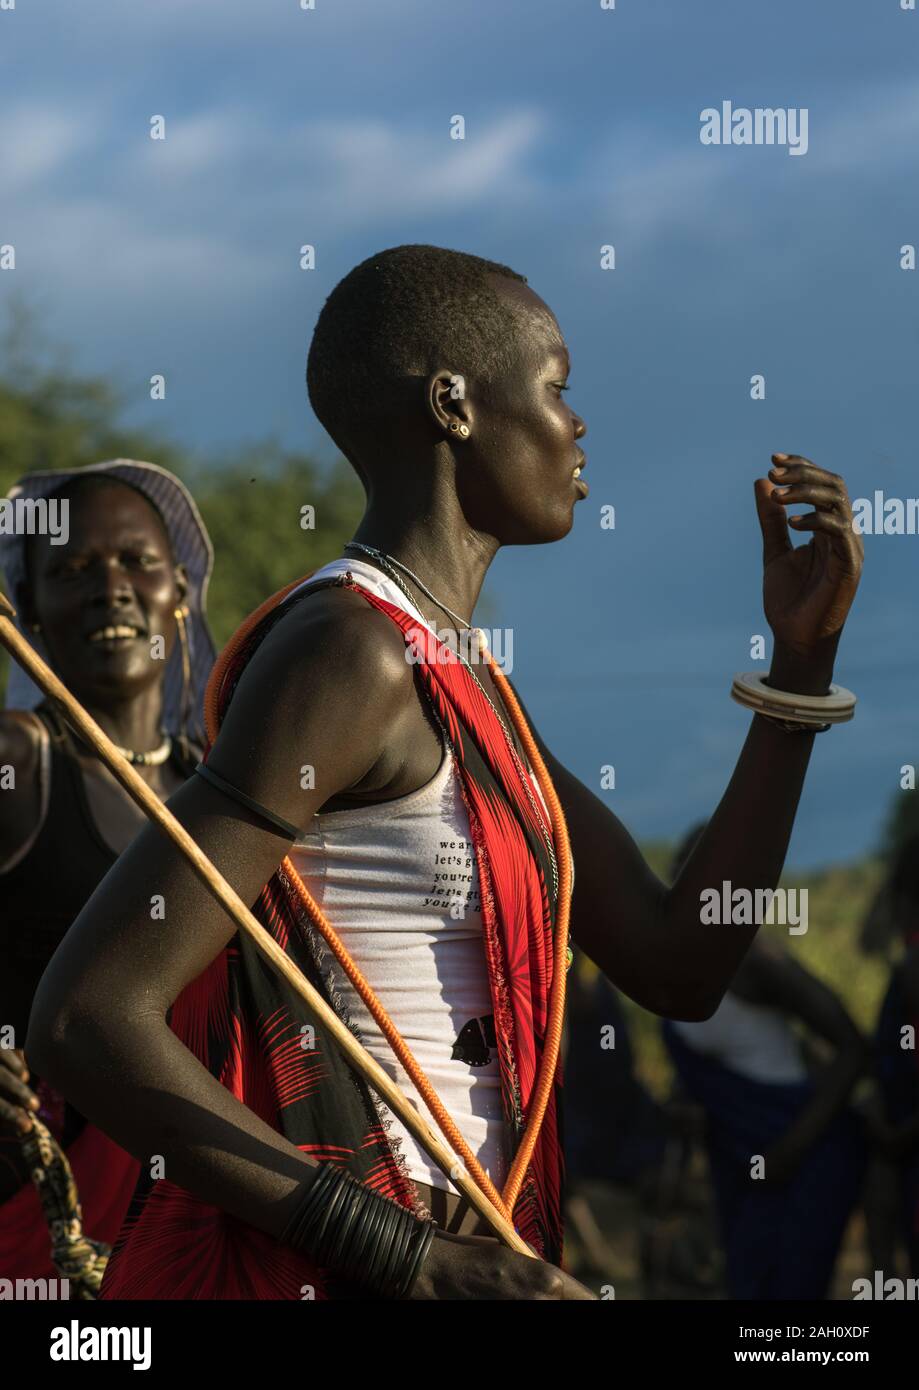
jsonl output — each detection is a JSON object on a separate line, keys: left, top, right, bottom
{"left": 452, "top": 275, "right": 588, "bottom": 546}
{"left": 23, "top": 479, "right": 186, "bottom": 708}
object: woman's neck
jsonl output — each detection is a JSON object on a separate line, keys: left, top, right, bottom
{"left": 72, "top": 685, "right": 168, "bottom": 754}
{"left": 350, "top": 505, "right": 498, "bottom": 632}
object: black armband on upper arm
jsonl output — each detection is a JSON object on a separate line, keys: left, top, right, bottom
{"left": 194, "top": 762, "right": 302, "bottom": 840}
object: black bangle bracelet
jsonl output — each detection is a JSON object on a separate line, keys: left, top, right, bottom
{"left": 388, "top": 1204, "right": 414, "bottom": 1282}
{"left": 283, "top": 1164, "right": 336, "bottom": 1249}
{"left": 361, "top": 1198, "right": 393, "bottom": 1290}
{"left": 281, "top": 1165, "right": 435, "bottom": 1299}
{"left": 397, "top": 1221, "right": 437, "bottom": 1300}
{"left": 314, "top": 1172, "right": 352, "bottom": 1251}
{"left": 333, "top": 1181, "right": 365, "bottom": 1258}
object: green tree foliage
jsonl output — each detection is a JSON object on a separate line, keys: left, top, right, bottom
{"left": 188, "top": 448, "right": 364, "bottom": 647}
{"left": 0, "top": 302, "right": 186, "bottom": 490}
{"left": 0, "top": 306, "right": 364, "bottom": 695}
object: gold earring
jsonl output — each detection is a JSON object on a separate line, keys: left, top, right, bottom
{"left": 174, "top": 604, "right": 192, "bottom": 749}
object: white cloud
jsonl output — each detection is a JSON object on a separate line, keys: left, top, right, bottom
{"left": 810, "top": 78, "right": 919, "bottom": 174}
{"left": 3, "top": 104, "right": 547, "bottom": 314}
{"left": 0, "top": 107, "right": 101, "bottom": 193}
{"left": 296, "top": 109, "right": 544, "bottom": 220}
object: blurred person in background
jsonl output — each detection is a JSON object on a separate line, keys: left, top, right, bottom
{"left": 858, "top": 834, "right": 919, "bottom": 1278}
{"left": 661, "top": 823, "right": 868, "bottom": 1299}
{"left": 565, "top": 950, "right": 719, "bottom": 1296}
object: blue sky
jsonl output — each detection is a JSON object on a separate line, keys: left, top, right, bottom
{"left": 2, "top": 0, "right": 917, "bottom": 868}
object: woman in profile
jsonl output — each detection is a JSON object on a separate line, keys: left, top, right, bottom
{"left": 26, "top": 246, "right": 864, "bottom": 1300}
{"left": 0, "top": 460, "right": 215, "bottom": 1293}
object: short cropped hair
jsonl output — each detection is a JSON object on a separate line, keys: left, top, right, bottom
{"left": 306, "top": 244, "right": 528, "bottom": 462}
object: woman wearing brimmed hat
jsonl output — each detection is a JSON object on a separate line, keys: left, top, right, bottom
{"left": 0, "top": 459, "right": 216, "bottom": 1293}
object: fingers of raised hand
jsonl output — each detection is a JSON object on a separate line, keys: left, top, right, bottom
{"left": 772, "top": 483, "right": 841, "bottom": 513}
{"left": 783, "top": 510, "right": 850, "bottom": 534}
{"left": 769, "top": 457, "right": 861, "bottom": 554}
{"left": 770, "top": 454, "right": 843, "bottom": 491}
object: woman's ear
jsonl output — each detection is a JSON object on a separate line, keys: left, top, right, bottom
{"left": 174, "top": 563, "right": 189, "bottom": 605}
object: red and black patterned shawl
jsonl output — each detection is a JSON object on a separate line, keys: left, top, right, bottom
{"left": 100, "top": 573, "right": 565, "bottom": 1299}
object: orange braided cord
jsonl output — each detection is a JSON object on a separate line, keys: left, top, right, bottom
{"left": 486, "top": 656, "right": 571, "bottom": 1212}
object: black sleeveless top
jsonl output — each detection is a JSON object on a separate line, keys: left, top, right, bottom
{"left": 0, "top": 703, "right": 198, "bottom": 1201}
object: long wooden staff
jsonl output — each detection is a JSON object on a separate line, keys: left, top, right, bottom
{"left": 0, "top": 590, "right": 533, "bottom": 1258}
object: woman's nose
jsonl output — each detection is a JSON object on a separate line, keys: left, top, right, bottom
{"left": 93, "top": 558, "right": 134, "bottom": 603}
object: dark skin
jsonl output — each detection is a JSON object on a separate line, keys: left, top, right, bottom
{"left": 0, "top": 481, "right": 189, "bottom": 1139}
{"left": 27, "top": 277, "right": 862, "bottom": 1299}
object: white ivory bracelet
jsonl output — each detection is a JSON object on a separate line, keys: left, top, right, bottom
{"left": 731, "top": 671, "right": 856, "bottom": 727}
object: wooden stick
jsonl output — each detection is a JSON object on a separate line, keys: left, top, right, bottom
{"left": 0, "top": 590, "right": 533, "bottom": 1257}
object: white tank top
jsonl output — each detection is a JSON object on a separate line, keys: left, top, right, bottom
{"left": 286, "top": 557, "right": 554, "bottom": 1194}
{"left": 670, "top": 990, "right": 807, "bottom": 1084}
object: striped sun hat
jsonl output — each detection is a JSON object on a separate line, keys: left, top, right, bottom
{"left": 0, "top": 459, "right": 217, "bottom": 744}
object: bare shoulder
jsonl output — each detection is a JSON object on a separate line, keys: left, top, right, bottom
{"left": 241, "top": 584, "right": 417, "bottom": 715}
{"left": 205, "top": 584, "right": 420, "bottom": 821}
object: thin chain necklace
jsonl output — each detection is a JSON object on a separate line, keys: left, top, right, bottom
{"left": 342, "top": 541, "right": 559, "bottom": 902}
{"left": 344, "top": 542, "right": 473, "bottom": 630}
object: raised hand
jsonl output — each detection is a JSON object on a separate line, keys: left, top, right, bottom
{"left": 755, "top": 454, "right": 863, "bottom": 693}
